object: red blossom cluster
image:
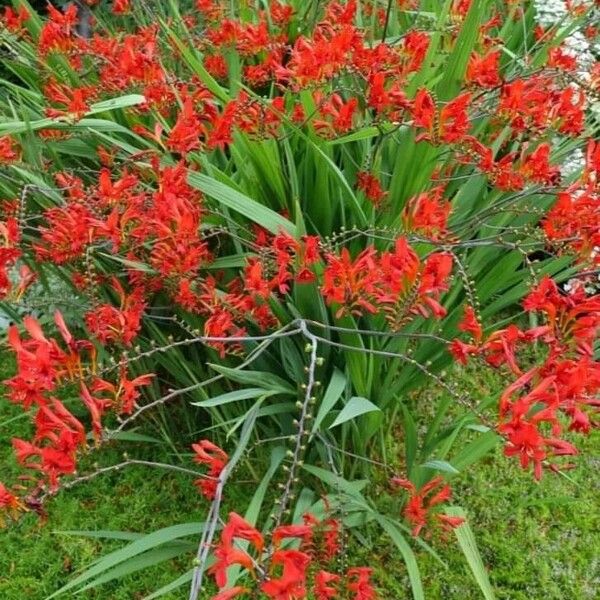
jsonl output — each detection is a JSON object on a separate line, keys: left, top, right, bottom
{"left": 43, "top": 78, "right": 96, "bottom": 121}
{"left": 543, "top": 140, "right": 600, "bottom": 265}
{"left": 208, "top": 511, "right": 376, "bottom": 600}
{"left": 402, "top": 186, "right": 451, "bottom": 240}
{"left": 84, "top": 279, "right": 145, "bottom": 346}
{"left": 0, "top": 137, "right": 20, "bottom": 163}
{"left": 192, "top": 439, "right": 228, "bottom": 499}
{"left": 463, "top": 140, "right": 562, "bottom": 191}
{"left": 451, "top": 277, "right": 600, "bottom": 479}
{"left": 391, "top": 476, "right": 464, "bottom": 537}
{"left": 0, "top": 213, "right": 24, "bottom": 299}
{"left": 3, "top": 312, "right": 153, "bottom": 496}
{"left": 356, "top": 172, "right": 387, "bottom": 207}
{"left": 1, "top": 5, "right": 30, "bottom": 33}
{"left": 322, "top": 238, "right": 453, "bottom": 325}
{"left": 0, "top": 482, "right": 24, "bottom": 527}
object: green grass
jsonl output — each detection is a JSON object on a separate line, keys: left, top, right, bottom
{"left": 434, "top": 429, "right": 599, "bottom": 600}
{"left": 368, "top": 362, "right": 600, "bottom": 600}
{"left": 1, "top": 352, "right": 598, "bottom": 599}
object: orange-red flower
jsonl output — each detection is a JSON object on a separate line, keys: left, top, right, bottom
{"left": 192, "top": 440, "right": 228, "bottom": 499}
{"left": 391, "top": 476, "right": 464, "bottom": 537}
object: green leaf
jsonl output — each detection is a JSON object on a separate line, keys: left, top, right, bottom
{"left": 302, "top": 464, "right": 369, "bottom": 502}
{"left": 0, "top": 95, "right": 146, "bottom": 136}
{"left": 188, "top": 172, "right": 297, "bottom": 236}
{"left": 437, "top": 0, "right": 492, "bottom": 100}
{"left": 206, "top": 254, "right": 252, "bottom": 270}
{"left": 143, "top": 570, "right": 194, "bottom": 600}
{"left": 452, "top": 431, "right": 501, "bottom": 471}
{"left": 46, "top": 523, "right": 204, "bottom": 598}
{"left": 421, "top": 460, "right": 460, "bottom": 474}
{"left": 104, "top": 431, "right": 162, "bottom": 444}
{"left": 76, "top": 544, "right": 195, "bottom": 593}
{"left": 329, "top": 396, "right": 381, "bottom": 429}
{"left": 207, "top": 364, "right": 296, "bottom": 395}
{"left": 97, "top": 253, "right": 156, "bottom": 274}
{"left": 402, "top": 404, "right": 419, "bottom": 475}
{"left": 312, "top": 368, "right": 347, "bottom": 433}
{"left": 191, "top": 387, "right": 280, "bottom": 408}
{"left": 447, "top": 507, "right": 496, "bottom": 600}
{"left": 88, "top": 94, "right": 146, "bottom": 113}
{"left": 53, "top": 530, "right": 143, "bottom": 542}
{"left": 163, "top": 24, "right": 230, "bottom": 103}
{"left": 374, "top": 515, "right": 425, "bottom": 600}
{"left": 328, "top": 124, "right": 396, "bottom": 145}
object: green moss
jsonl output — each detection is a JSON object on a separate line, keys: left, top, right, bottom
{"left": 395, "top": 362, "right": 600, "bottom": 600}
{"left": 412, "top": 430, "right": 599, "bottom": 599}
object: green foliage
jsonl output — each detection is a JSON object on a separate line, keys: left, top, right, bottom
{"left": 2, "top": 354, "right": 597, "bottom": 599}
{"left": 0, "top": 1, "right": 596, "bottom": 598}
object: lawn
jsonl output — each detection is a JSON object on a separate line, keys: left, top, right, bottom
{"left": 1, "top": 351, "right": 597, "bottom": 599}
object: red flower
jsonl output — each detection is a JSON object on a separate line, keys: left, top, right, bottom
{"left": 205, "top": 55, "right": 229, "bottom": 79}
{"left": 313, "top": 93, "right": 358, "bottom": 136}
{"left": 92, "top": 369, "right": 155, "bottom": 415}
{"left": 167, "top": 97, "right": 204, "bottom": 155}
{"left": 547, "top": 47, "right": 577, "bottom": 71}
{"left": 0, "top": 482, "right": 24, "bottom": 527}
{"left": 467, "top": 50, "right": 501, "bottom": 88}
{"left": 367, "top": 73, "right": 409, "bottom": 116}
{"left": 322, "top": 247, "right": 378, "bottom": 318}
{"left": 210, "top": 546, "right": 255, "bottom": 589}
{"left": 314, "top": 570, "right": 340, "bottom": 599}
{"left": 402, "top": 186, "right": 450, "bottom": 239}
{"left": 391, "top": 476, "right": 464, "bottom": 537}
{"left": 2, "top": 6, "right": 30, "bottom": 33}
{"left": 412, "top": 91, "right": 471, "bottom": 143}
{"left": 44, "top": 79, "right": 94, "bottom": 121}
{"left": 438, "top": 93, "right": 471, "bottom": 143}
{"left": 412, "top": 89, "right": 435, "bottom": 131}
{"left": 84, "top": 280, "right": 145, "bottom": 346}
{"left": 401, "top": 31, "right": 430, "bottom": 74}
{"left": 113, "top": 0, "right": 131, "bottom": 14}
{"left": 80, "top": 384, "right": 111, "bottom": 442}
{"left": 272, "top": 524, "right": 313, "bottom": 548}
{"left": 34, "top": 398, "right": 85, "bottom": 449}
{"left": 346, "top": 567, "right": 377, "bottom": 599}
{"left": 302, "top": 513, "right": 341, "bottom": 561}
{"left": 499, "top": 415, "right": 577, "bottom": 480}
{"left": 523, "top": 276, "right": 600, "bottom": 355}
{"left": 519, "top": 144, "right": 560, "bottom": 186}
{"left": 12, "top": 438, "right": 77, "bottom": 490}
{"left": 0, "top": 137, "right": 20, "bottom": 163}
{"left": 38, "top": 3, "right": 79, "bottom": 55}
{"left": 211, "top": 588, "right": 248, "bottom": 600}
{"left": 261, "top": 549, "right": 311, "bottom": 599}
{"left": 192, "top": 440, "right": 228, "bottom": 500}
{"left": 458, "top": 305, "right": 482, "bottom": 343}
{"left": 270, "top": 1, "right": 294, "bottom": 26}
{"left": 209, "top": 513, "right": 263, "bottom": 588}
{"left": 35, "top": 204, "right": 94, "bottom": 264}
{"left": 416, "top": 252, "right": 453, "bottom": 318}
{"left": 356, "top": 172, "right": 387, "bottom": 206}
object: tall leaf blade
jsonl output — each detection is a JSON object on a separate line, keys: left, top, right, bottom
{"left": 447, "top": 507, "right": 496, "bottom": 600}
{"left": 188, "top": 172, "right": 297, "bottom": 236}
